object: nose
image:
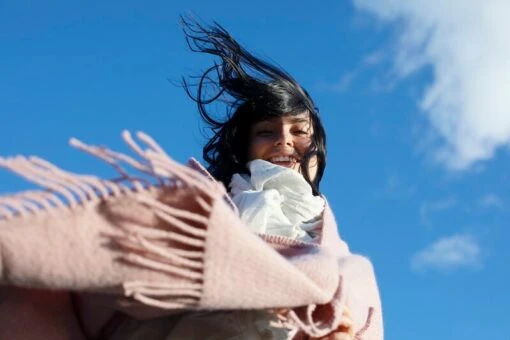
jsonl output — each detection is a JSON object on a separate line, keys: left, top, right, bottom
{"left": 274, "top": 129, "right": 293, "bottom": 147}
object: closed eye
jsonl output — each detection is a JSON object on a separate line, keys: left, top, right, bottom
{"left": 255, "top": 129, "right": 274, "bottom": 136}
{"left": 292, "top": 127, "right": 312, "bottom": 136}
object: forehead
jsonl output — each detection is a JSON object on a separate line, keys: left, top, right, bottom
{"left": 254, "top": 112, "right": 311, "bottom": 125}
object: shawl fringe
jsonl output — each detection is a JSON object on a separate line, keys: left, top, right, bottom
{"left": 0, "top": 130, "right": 227, "bottom": 309}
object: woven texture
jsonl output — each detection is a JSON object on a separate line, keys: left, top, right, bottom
{"left": 0, "top": 131, "right": 383, "bottom": 339}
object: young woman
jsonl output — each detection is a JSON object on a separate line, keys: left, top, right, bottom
{"left": 169, "top": 18, "right": 382, "bottom": 339}
{"left": 182, "top": 17, "right": 328, "bottom": 241}
{"left": 182, "top": 18, "right": 325, "bottom": 195}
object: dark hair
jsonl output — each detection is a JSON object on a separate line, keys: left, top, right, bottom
{"left": 181, "top": 17, "right": 327, "bottom": 195}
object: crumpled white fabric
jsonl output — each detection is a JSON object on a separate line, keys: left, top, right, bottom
{"left": 229, "top": 159, "right": 325, "bottom": 242}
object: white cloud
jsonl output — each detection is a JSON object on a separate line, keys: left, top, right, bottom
{"left": 353, "top": 0, "right": 510, "bottom": 170}
{"left": 363, "top": 50, "right": 385, "bottom": 66}
{"left": 479, "top": 193, "right": 503, "bottom": 208}
{"left": 332, "top": 72, "right": 357, "bottom": 92}
{"left": 411, "top": 234, "right": 482, "bottom": 272}
{"left": 419, "top": 197, "right": 456, "bottom": 226}
{"left": 318, "top": 50, "right": 386, "bottom": 92}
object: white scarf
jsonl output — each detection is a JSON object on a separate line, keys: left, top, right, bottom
{"left": 229, "top": 159, "right": 325, "bottom": 242}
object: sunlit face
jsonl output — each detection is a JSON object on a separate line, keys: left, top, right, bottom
{"left": 248, "top": 112, "right": 318, "bottom": 180}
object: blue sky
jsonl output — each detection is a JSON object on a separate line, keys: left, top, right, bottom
{"left": 1, "top": 1, "right": 509, "bottom": 339}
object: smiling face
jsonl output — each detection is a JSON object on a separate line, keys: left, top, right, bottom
{"left": 248, "top": 112, "right": 318, "bottom": 181}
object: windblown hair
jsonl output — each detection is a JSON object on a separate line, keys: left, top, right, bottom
{"left": 181, "top": 17, "right": 326, "bottom": 195}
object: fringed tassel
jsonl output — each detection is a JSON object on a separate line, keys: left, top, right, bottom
{"left": 188, "top": 157, "right": 239, "bottom": 214}
{"left": 269, "top": 278, "right": 346, "bottom": 339}
{"left": 272, "top": 306, "right": 374, "bottom": 340}
{"left": 0, "top": 131, "right": 228, "bottom": 310}
{"left": 353, "top": 307, "right": 374, "bottom": 340}
{"left": 0, "top": 155, "right": 120, "bottom": 220}
{"left": 0, "top": 130, "right": 226, "bottom": 221}
{"left": 111, "top": 181, "right": 217, "bottom": 308}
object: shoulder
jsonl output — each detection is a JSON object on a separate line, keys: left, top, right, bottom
{"left": 318, "top": 199, "right": 350, "bottom": 256}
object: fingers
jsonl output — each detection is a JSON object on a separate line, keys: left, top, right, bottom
{"left": 296, "top": 306, "right": 356, "bottom": 340}
{"left": 315, "top": 332, "right": 352, "bottom": 340}
{"left": 339, "top": 306, "right": 354, "bottom": 337}
{"left": 332, "top": 333, "right": 353, "bottom": 340}
{"left": 324, "top": 306, "right": 354, "bottom": 340}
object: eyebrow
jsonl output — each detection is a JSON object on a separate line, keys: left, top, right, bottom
{"left": 257, "top": 116, "right": 311, "bottom": 124}
{"left": 288, "top": 117, "right": 310, "bottom": 124}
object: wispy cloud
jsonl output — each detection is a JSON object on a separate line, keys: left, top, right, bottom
{"left": 353, "top": 0, "right": 510, "bottom": 170}
{"left": 384, "top": 175, "right": 416, "bottom": 198}
{"left": 363, "top": 50, "right": 385, "bottom": 66}
{"left": 378, "top": 174, "right": 416, "bottom": 199}
{"left": 317, "top": 49, "right": 385, "bottom": 92}
{"left": 479, "top": 193, "right": 503, "bottom": 209}
{"left": 411, "top": 234, "right": 482, "bottom": 272}
{"left": 419, "top": 197, "right": 456, "bottom": 226}
{"left": 327, "top": 72, "right": 357, "bottom": 93}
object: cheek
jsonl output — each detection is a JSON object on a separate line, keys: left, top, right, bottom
{"left": 295, "top": 138, "right": 312, "bottom": 153}
{"left": 248, "top": 138, "right": 269, "bottom": 160}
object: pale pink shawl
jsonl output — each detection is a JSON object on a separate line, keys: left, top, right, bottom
{"left": 0, "top": 131, "right": 383, "bottom": 339}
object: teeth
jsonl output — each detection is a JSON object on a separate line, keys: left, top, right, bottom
{"left": 270, "top": 156, "right": 294, "bottom": 162}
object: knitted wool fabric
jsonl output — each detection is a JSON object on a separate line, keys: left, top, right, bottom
{"left": 0, "top": 131, "right": 383, "bottom": 339}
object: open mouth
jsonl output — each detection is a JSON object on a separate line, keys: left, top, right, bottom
{"left": 267, "top": 155, "right": 299, "bottom": 168}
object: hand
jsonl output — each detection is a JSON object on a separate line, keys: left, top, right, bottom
{"left": 313, "top": 306, "right": 354, "bottom": 340}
